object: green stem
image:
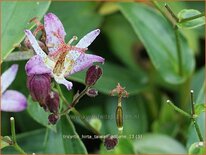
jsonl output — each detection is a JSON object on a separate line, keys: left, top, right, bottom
{"left": 192, "top": 119, "right": 204, "bottom": 141}
{"left": 166, "top": 100, "right": 191, "bottom": 118}
{"left": 71, "top": 108, "right": 101, "bottom": 136}
{"left": 60, "top": 86, "right": 89, "bottom": 115}
{"left": 174, "top": 26, "right": 183, "bottom": 76}
{"left": 164, "top": 3, "right": 179, "bottom": 22}
{"left": 152, "top": 1, "right": 173, "bottom": 25}
{"left": 10, "top": 117, "right": 27, "bottom": 154}
{"left": 190, "top": 90, "right": 204, "bottom": 141}
{"left": 56, "top": 84, "right": 69, "bottom": 105}
{"left": 179, "top": 13, "right": 205, "bottom": 23}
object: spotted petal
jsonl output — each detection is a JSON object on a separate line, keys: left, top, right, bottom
{"left": 76, "top": 29, "right": 100, "bottom": 48}
{"left": 25, "top": 55, "right": 52, "bottom": 76}
{"left": 24, "top": 30, "right": 47, "bottom": 59}
{"left": 44, "top": 13, "right": 66, "bottom": 55}
{"left": 1, "top": 64, "right": 18, "bottom": 93}
{"left": 54, "top": 76, "right": 73, "bottom": 90}
{"left": 1, "top": 90, "right": 27, "bottom": 112}
{"left": 66, "top": 54, "right": 104, "bottom": 76}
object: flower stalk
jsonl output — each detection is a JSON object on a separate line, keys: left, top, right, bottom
{"left": 10, "top": 117, "right": 27, "bottom": 154}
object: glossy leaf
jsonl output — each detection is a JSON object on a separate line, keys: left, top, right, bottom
{"left": 2, "top": 129, "right": 46, "bottom": 154}
{"left": 1, "top": 1, "right": 50, "bottom": 61}
{"left": 133, "top": 134, "right": 187, "bottom": 154}
{"left": 188, "top": 142, "right": 206, "bottom": 154}
{"left": 100, "top": 139, "right": 135, "bottom": 154}
{"left": 177, "top": 9, "right": 205, "bottom": 29}
{"left": 27, "top": 96, "right": 56, "bottom": 131}
{"left": 103, "top": 13, "right": 143, "bottom": 71}
{"left": 119, "top": 3, "right": 195, "bottom": 84}
{"left": 44, "top": 116, "right": 87, "bottom": 154}
{"left": 69, "top": 62, "right": 148, "bottom": 95}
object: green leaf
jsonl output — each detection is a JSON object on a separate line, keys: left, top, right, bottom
{"left": 27, "top": 96, "right": 56, "bottom": 131}
{"left": 48, "top": 1, "right": 102, "bottom": 40}
{"left": 195, "top": 104, "right": 205, "bottom": 116}
{"left": 2, "top": 129, "right": 46, "bottom": 154}
{"left": 1, "top": 1, "right": 50, "bottom": 61}
{"left": 103, "top": 13, "right": 143, "bottom": 71}
{"left": 44, "top": 116, "right": 87, "bottom": 154}
{"left": 1, "top": 136, "right": 11, "bottom": 149}
{"left": 177, "top": 9, "right": 205, "bottom": 29}
{"left": 133, "top": 134, "right": 187, "bottom": 154}
{"left": 119, "top": 3, "right": 195, "bottom": 84}
{"left": 189, "top": 142, "right": 206, "bottom": 154}
{"left": 70, "top": 62, "right": 148, "bottom": 95}
{"left": 100, "top": 139, "right": 135, "bottom": 154}
{"left": 99, "top": 2, "right": 119, "bottom": 15}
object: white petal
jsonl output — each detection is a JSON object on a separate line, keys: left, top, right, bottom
{"left": 24, "top": 30, "right": 47, "bottom": 59}
{"left": 1, "top": 64, "right": 18, "bottom": 93}
{"left": 76, "top": 29, "right": 100, "bottom": 48}
{"left": 1, "top": 90, "right": 27, "bottom": 112}
{"left": 54, "top": 76, "right": 73, "bottom": 90}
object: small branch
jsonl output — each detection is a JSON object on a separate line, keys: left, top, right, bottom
{"left": 174, "top": 26, "right": 183, "bottom": 76}
{"left": 179, "top": 13, "right": 205, "bottom": 23}
{"left": 71, "top": 108, "right": 101, "bottom": 136}
{"left": 166, "top": 100, "right": 191, "bottom": 118}
{"left": 10, "top": 117, "right": 27, "bottom": 154}
{"left": 60, "top": 86, "right": 89, "bottom": 115}
{"left": 190, "top": 90, "right": 204, "bottom": 141}
{"left": 164, "top": 3, "right": 179, "bottom": 22}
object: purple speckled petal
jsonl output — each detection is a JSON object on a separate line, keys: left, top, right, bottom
{"left": 54, "top": 76, "right": 73, "bottom": 90}
{"left": 66, "top": 54, "right": 104, "bottom": 76}
{"left": 44, "top": 13, "right": 66, "bottom": 55}
{"left": 24, "top": 30, "right": 47, "bottom": 59}
{"left": 1, "top": 64, "right": 18, "bottom": 93}
{"left": 1, "top": 90, "right": 27, "bottom": 112}
{"left": 76, "top": 29, "right": 100, "bottom": 48}
{"left": 25, "top": 55, "right": 51, "bottom": 76}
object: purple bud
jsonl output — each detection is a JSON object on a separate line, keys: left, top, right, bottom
{"left": 27, "top": 74, "right": 51, "bottom": 106}
{"left": 48, "top": 114, "right": 59, "bottom": 125}
{"left": 86, "top": 88, "right": 98, "bottom": 97}
{"left": 104, "top": 135, "right": 118, "bottom": 150}
{"left": 85, "top": 65, "right": 102, "bottom": 86}
{"left": 45, "top": 91, "right": 60, "bottom": 114}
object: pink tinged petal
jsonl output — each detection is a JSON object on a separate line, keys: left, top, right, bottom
{"left": 54, "top": 76, "right": 73, "bottom": 90}
{"left": 1, "top": 64, "right": 18, "bottom": 93}
{"left": 66, "top": 50, "right": 82, "bottom": 62}
{"left": 25, "top": 55, "right": 51, "bottom": 76}
{"left": 44, "top": 13, "right": 66, "bottom": 54}
{"left": 24, "top": 30, "right": 47, "bottom": 59}
{"left": 1, "top": 90, "right": 27, "bottom": 112}
{"left": 76, "top": 29, "right": 100, "bottom": 48}
{"left": 67, "top": 54, "right": 105, "bottom": 76}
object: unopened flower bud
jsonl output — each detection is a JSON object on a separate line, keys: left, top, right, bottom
{"left": 45, "top": 91, "right": 60, "bottom": 114}
{"left": 85, "top": 65, "right": 102, "bottom": 86}
{"left": 48, "top": 114, "right": 59, "bottom": 125}
{"left": 27, "top": 74, "right": 51, "bottom": 106}
{"left": 86, "top": 88, "right": 98, "bottom": 97}
{"left": 104, "top": 135, "right": 118, "bottom": 150}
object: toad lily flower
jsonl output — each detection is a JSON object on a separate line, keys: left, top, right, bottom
{"left": 1, "top": 65, "right": 27, "bottom": 112}
{"left": 25, "top": 13, "right": 104, "bottom": 90}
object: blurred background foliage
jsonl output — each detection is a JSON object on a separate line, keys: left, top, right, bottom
{"left": 1, "top": 1, "right": 205, "bottom": 154}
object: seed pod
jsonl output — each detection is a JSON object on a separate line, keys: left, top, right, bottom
{"left": 116, "top": 106, "right": 123, "bottom": 132}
